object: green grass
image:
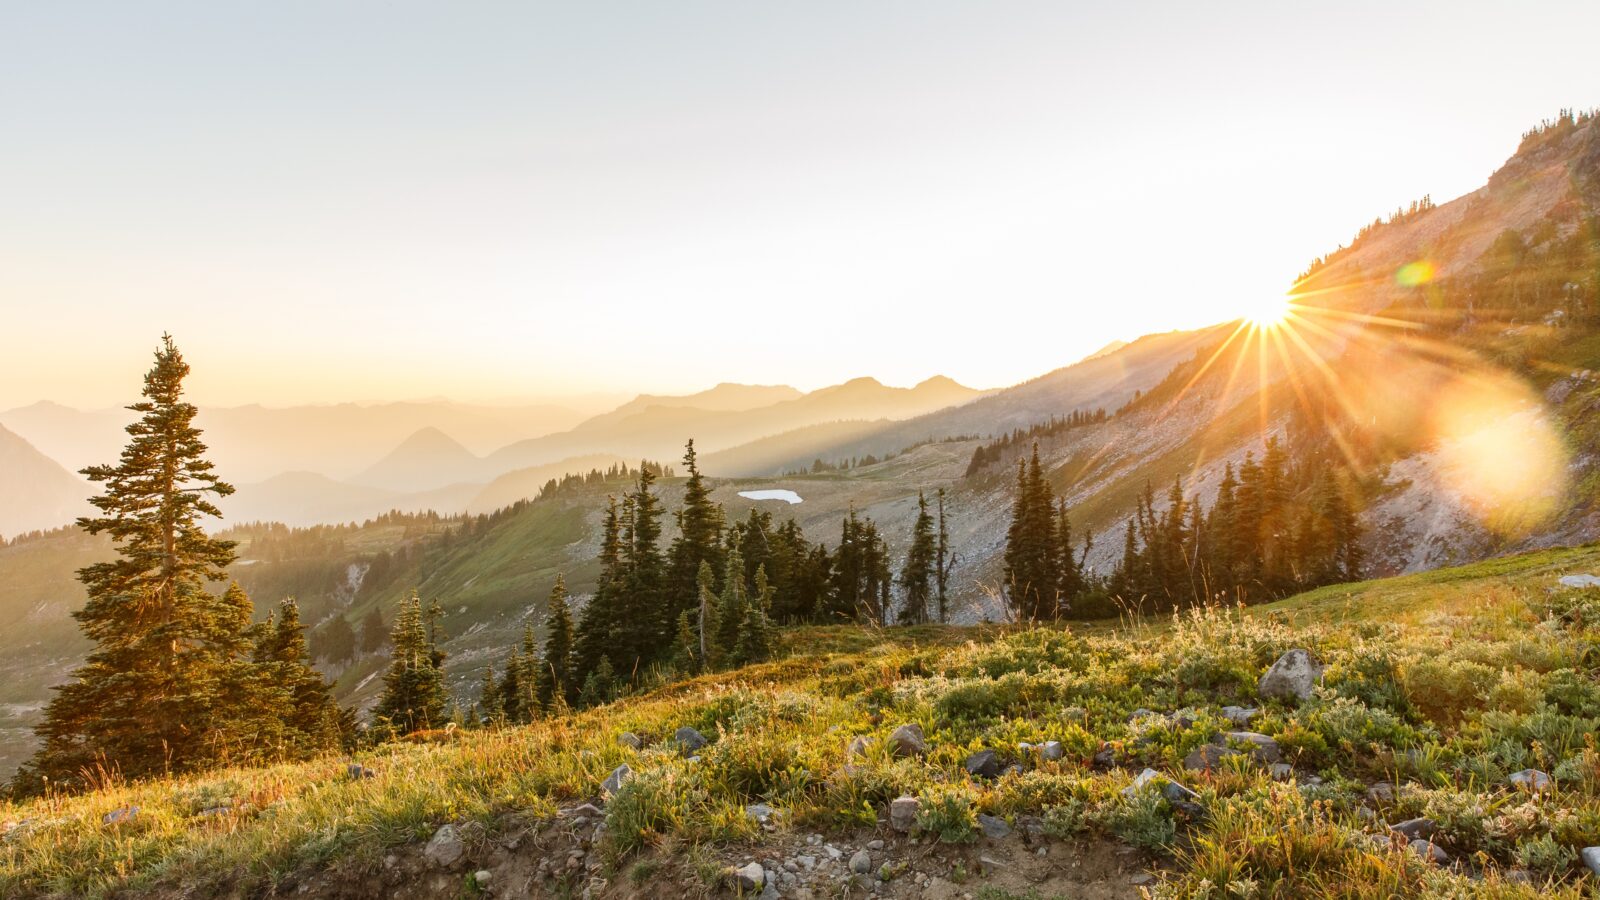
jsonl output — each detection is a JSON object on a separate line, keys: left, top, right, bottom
{"left": 8, "top": 545, "right": 1600, "bottom": 897}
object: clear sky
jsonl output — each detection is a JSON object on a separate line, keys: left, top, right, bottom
{"left": 3, "top": 1, "right": 1597, "bottom": 408}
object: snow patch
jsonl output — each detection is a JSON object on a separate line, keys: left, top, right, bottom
{"left": 739, "top": 489, "right": 803, "bottom": 505}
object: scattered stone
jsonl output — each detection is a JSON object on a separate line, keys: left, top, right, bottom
{"left": 890, "top": 795, "right": 919, "bottom": 832}
{"left": 850, "top": 849, "right": 873, "bottom": 874}
{"left": 1410, "top": 839, "right": 1449, "bottom": 865}
{"left": 1221, "top": 705, "right": 1259, "bottom": 727}
{"left": 1162, "top": 778, "right": 1199, "bottom": 804}
{"left": 1224, "top": 731, "right": 1282, "bottom": 763}
{"left": 1128, "top": 708, "right": 1157, "bottom": 722}
{"left": 965, "top": 749, "right": 1002, "bottom": 779}
{"left": 868, "top": 839, "right": 884, "bottom": 850}
{"left": 1124, "top": 767, "right": 1162, "bottom": 795}
{"left": 848, "top": 735, "right": 872, "bottom": 758}
{"left": 888, "top": 724, "right": 927, "bottom": 758}
{"left": 1183, "top": 743, "right": 1240, "bottom": 772}
{"left": 731, "top": 861, "right": 765, "bottom": 892}
{"left": 1171, "top": 799, "right": 1209, "bottom": 821}
{"left": 1366, "top": 782, "right": 1396, "bottom": 805}
{"left": 746, "top": 803, "right": 777, "bottom": 823}
{"left": 1390, "top": 818, "right": 1437, "bottom": 842}
{"left": 1269, "top": 763, "right": 1294, "bottom": 781}
{"left": 1560, "top": 574, "right": 1600, "bottom": 588}
{"left": 347, "top": 763, "right": 377, "bottom": 780}
{"left": 979, "top": 855, "right": 1006, "bottom": 871}
{"left": 601, "top": 764, "right": 631, "bottom": 797}
{"left": 673, "top": 726, "right": 709, "bottom": 754}
{"left": 1017, "top": 814, "right": 1045, "bottom": 836}
{"left": 473, "top": 869, "right": 492, "bottom": 886}
{"left": 424, "top": 824, "right": 465, "bottom": 869}
{"left": 1509, "top": 769, "right": 1552, "bottom": 793}
{"left": 1504, "top": 869, "right": 1533, "bottom": 884}
{"left": 977, "top": 813, "right": 1011, "bottom": 839}
{"left": 1581, "top": 846, "right": 1600, "bottom": 878}
{"left": 1130, "top": 873, "right": 1155, "bottom": 886}
{"left": 102, "top": 806, "right": 139, "bottom": 825}
{"left": 1092, "top": 747, "right": 1116, "bottom": 768}
{"left": 1258, "top": 649, "right": 1321, "bottom": 701}
{"left": 1039, "top": 740, "right": 1065, "bottom": 761}
{"left": 617, "top": 731, "right": 642, "bottom": 750}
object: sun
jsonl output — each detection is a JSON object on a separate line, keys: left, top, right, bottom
{"left": 1244, "top": 294, "right": 1293, "bottom": 329}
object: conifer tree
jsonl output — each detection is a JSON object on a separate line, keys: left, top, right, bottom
{"left": 573, "top": 497, "right": 623, "bottom": 681}
{"left": 18, "top": 336, "right": 261, "bottom": 792}
{"left": 935, "top": 488, "right": 951, "bottom": 623}
{"left": 313, "top": 614, "right": 357, "bottom": 664}
{"left": 253, "top": 598, "right": 341, "bottom": 753}
{"left": 667, "top": 440, "right": 724, "bottom": 626}
{"left": 515, "top": 624, "right": 541, "bottom": 720}
{"left": 358, "top": 606, "right": 387, "bottom": 653}
{"left": 898, "top": 492, "right": 937, "bottom": 625}
{"left": 373, "top": 592, "right": 447, "bottom": 734}
{"left": 579, "top": 657, "right": 615, "bottom": 707}
{"left": 715, "top": 548, "right": 749, "bottom": 661}
{"left": 498, "top": 648, "right": 524, "bottom": 723}
{"left": 535, "top": 575, "right": 575, "bottom": 712}
{"left": 477, "top": 665, "right": 502, "bottom": 725}
{"left": 671, "top": 610, "right": 701, "bottom": 674}
{"left": 696, "top": 560, "right": 718, "bottom": 665}
{"left": 733, "top": 568, "right": 776, "bottom": 666}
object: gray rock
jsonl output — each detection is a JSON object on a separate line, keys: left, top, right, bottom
{"left": 965, "top": 749, "right": 1002, "bottom": 779}
{"left": 1560, "top": 574, "right": 1600, "bottom": 588}
{"left": 746, "top": 803, "right": 776, "bottom": 823}
{"left": 1365, "top": 782, "right": 1396, "bottom": 805}
{"left": 1162, "top": 778, "right": 1199, "bottom": 803}
{"left": 1221, "top": 706, "right": 1259, "bottom": 727}
{"left": 1039, "top": 740, "right": 1065, "bottom": 761}
{"left": 617, "top": 731, "right": 642, "bottom": 750}
{"left": 890, "top": 795, "right": 919, "bottom": 832}
{"left": 1390, "top": 818, "right": 1436, "bottom": 841}
{"left": 1410, "top": 839, "right": 1449, "bottom": 865}
{"left": 601, "top": 763, "right": 631, "bottom": 797}
{"left": 1183, "top": 743, "right": 1240, "bottom": 771}
{"left": 674, "top": 726, "right": 709, "bottom": 754}
{"left": 424, "top": 823, "right": 466, "bottom": 869}
{"left": 888, "top": 723, "right": 927, "bottom": 758}
{"left": 1258, "top": 649, "right": 1321, "bottom": 702}
{"left": 1582, "top": 846, "right": 1600, "bottom": 877}
{"left": 731, "top": 861, "right": 765, "bottom": 891}
{"left": 1092, "top": 747, "right": 1116, "bottom": 768}
{"left": 1269, "top": 763, "right": 1294, "bottom": 781}
{"left": 102, "top": 806, "right": 139, "bottom": 825}
{"left": 473, "top": 869, "right": 492, "bottom": 886}
{"left": 1509, "top": 769, "right": 1551, "bottom": 792}
{"left": 848, "top": 735, "right": 872, "bottom": 758}
{"left": 1017, "top": 814, "right": 1045, "bottom": 835}
{"left": 1224, "top": 731, "right": 1281, "bottom": 763}
{"left": 850, "top": 849, "right": 873, "bottom": 874}
{"left": 347, "top": 763, "right": 377, "bottom": 780}
{"left": 1124, "top": 767, "right": 1161, "bottom": 795}
{"left": 977, "top": 813, "right": 1010, "bottom": 839}
{"left": 867, "top": 839, "right": 884, "bottom": 850}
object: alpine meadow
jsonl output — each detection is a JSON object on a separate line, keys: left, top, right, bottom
{"left": 5, "top": 4, "right": 1600, "bottom": 898}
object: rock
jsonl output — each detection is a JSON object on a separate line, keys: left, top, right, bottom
{"left": 1224, "top": 731, "right": 1281, "bottom": 763}
{"left": 1128, "top": 707, "right": 1157, "bottom": 722}
{"left": 1269, "top": 763, "right": 1294, "bottom": 781}
{"left": 867, "top": 839, "right": 884, "bottom": 850}
{"left": 1390, "top": 818, "right": 1436, "bottom": 841}
{"left": 889, "top": 795, "right": 919, "bottom": 832}
{"left": 1560, "top": 574, "right": 1600, "bottom": 588}
{"left": 1258, "top": 649, "right": 1321, "bottom": 701}
{"left": 759, "top": 880, "right": 779, "bottom": 900}
{"left": 1130, "top": 872, "right": 1155, "bottom": 886}
{"left": 1509, "top": 769, "right": 1551, "bottom": 792}
{"left": 1365, "top": 782, "right": 1396, "bottom": 805}
{"left": 601, "top": 764, "right": 631, "bottom": 797}
{"left": 617, "top": 732, "right": 642, "bottom": 750}
{"left": 964, "top": 750, "right": 1002, "bottom": 779}
{"left": 564, "top": 802, "right": 604, "bottom": 818}
{"left": 850, "top": 849, "right": 872, "bottom": 874}
{"left": 746, "top": 803, "right": 777, "bottom": 823}
{"left": 1171, "top": 799, "right": 1209, "bottom": 821}
{"left": 1221, "top": 706, "right": 1259, "bottom": 727}
{"left": 424, "top": 824, "right": 466, "bottom": 869}
{"left": 1162, "top": 778, "right": 1199, "bottom": 803}
{"left": 1124, "top": 767, "right": 1161, "bottom": 795}
{"left": 888, "top": 724, "right": 927, "bottom": 758}
{"left": 848, "top": 735, "right": 872, "bottom": 758}
{"left": 347, "top": 763, "right": 377, "bottom": 780}
{"left": 473, "top": 869, "right": 492, "bottom": 886}
{"left": 1183, "top": 744, "right": 1240, "bottom": 772}
{"left": 1017, "top": 814, "right": 1045, "bottom": 835}
{"left": 731, "top": 861, "right": 765, "bottom": 891}
{"left": 1039, "top": 740, "right": 1065, "bottom": 761}
{"left": 1092, "top": 747, "right": 1116, "bottom": 768}
{"left": 673, "top": 726, "right": 709, "bottom": 754}
{"left": 977, "top": 813, "right": 1010, "bottom": 839}
{"left": 1582, "top": 846, "right": 1600, "bottom": 877}
{"left": 1410, "top": 839, "right": 1449, "bottom": 865}
{"left": 102, "top": 806, "right": 139, "bottom": 825}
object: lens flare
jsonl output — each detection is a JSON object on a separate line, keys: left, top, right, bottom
{"left": 1244, "top": 295, "right": 1292, "bottom": 329}
{"left": 1395, "top": 260, "right": 1435, "bottom": 287}
{"left": 1430, "top": 372, "right": 1566, "bottom": 537}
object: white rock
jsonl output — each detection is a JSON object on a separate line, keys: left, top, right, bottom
{"left": 424, "top": 824, "right": 465, "bottom": 868}
{"left": 1258, "top": 649, "right": 1321, "bottom": 701}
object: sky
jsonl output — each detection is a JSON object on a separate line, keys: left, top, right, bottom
{"left": 2, "top": 1, "right": 1598, "bottom": 409}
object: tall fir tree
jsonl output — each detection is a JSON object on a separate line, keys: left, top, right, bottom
{"left": 373, "top": 592, "right": 447, "bottom": 735}
{"left": 935, "top": 488, "right": 951, "bottom": 623}
{"left": 897, "top": 492, "right": 937, "bottom": 625}
{"left": 17, "top": 336, "right": 265, "bottom": 792}
{"left": 534, "top": 575, "right": 575, "bottom": 712}
{"left": 252, "top": 598, "right": 342, "bottom": 754}
{"left": 666, "top": 440, "right": 725, "bottom": 627}
{"left": 573, "top": 497, "right": 623, "bottom": 682}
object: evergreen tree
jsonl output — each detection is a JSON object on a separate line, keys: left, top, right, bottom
{"left": 253, "top": 598, "right": 341, "bottom": 754}
{"left": 695, "top": 560, "right": 718, "bottom": 667}
{"left": 18, "top": 336, "right": 261, "bottom": 792}
{"left": 671, "top": 610, "right": 701, "bottom": 674}
{"left": 312, "top": 614, "right": 357, "bottom": 664}
{"left": 935, "top": 489, "right": 951, "bottom": 623}
{"left": 715, "top": 549, "right": 749, "bottom": 661}
{"left": 535, "top": 575, "right": 575, "bottom": 712}
{"left": 514, "top": 624, "right": 541, "bottom": 721}
{"left": 1002, "top": 446, "right": 1061, "bottom": 621}
{"left": 358, "top": 606, "right": 387, "bottom": 653}
{"left": 898, "top": 492, "right": 936, "bottom": 625}
{"left": 477, "top": 664, "right": 502, "bottom": 725}
{"left": 579, "top": 657, "right": 615, "bottom": 707}
{"left": 497, "top": 648, "right": 524, "bottom": 723}
{"left": 666, "top": 440, "right": 724, "bottom": 626}
{"left": 573, "top": 497, "right": 623, "bottom": 681}
{"left": 733, "top": 567, "right": 776, "bottom": 666}
{"left": 373, "top": 592, "right": 447, "bottom": 734}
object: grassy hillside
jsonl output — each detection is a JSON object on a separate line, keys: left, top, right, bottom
{"left": 7, "top": 544, "right": 1600, "bottom": 897}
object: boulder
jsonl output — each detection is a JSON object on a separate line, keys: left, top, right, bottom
{"left": 977, "top": 813, "right": 1010, "bottom": 840}
{"left": 847, "top": 735, "right": 872, "bottom": 758}
{"left": 1509, "top": 769, "right": 1551, "bottom": 793}
{"left": 850, "top": 849, "right": 873, "bottom": 874}
{"left": 889, "top": 795, "right": 919, "bottom": 832}
{"left": 731, "top": 861, "right": 765, "bottom": 892}
{"left": 1039, "top": 740, "right": 1065, "bottom": 761}
{"left": 964, "top": 750, "right": 1002, "bottom": 779}
{"left": 601, "top": 764, "right": 631, "bottom": 797}
{"left": 673, "top": 726, "right": 709, "bottom": 754}
{"left": 746, "top": 803, "right": 777, "bottom": 823}
{"left": 1223, "top": 731, "right": 1281, "bottom": 763}
{"left": 1410, "top": 839, "right": 1449, "bottom": 865}
{"left": 1183, "top": 744, "right": 1240, "bottom": 772}
{"left": 1582, "top": 846, "right": 1600, "bottom": 878}
{"left": 1390, "top": 817, "right": 1436, "bottom": 842}
{"left": 1269, "top": 763, "right": 1294, "bottom": 781}
{"left": 617, "top": 732, "right": 642, "bottom": 750}
{"left": 1365, "top": 782, "right": 1396, "bottom": 805}
{"left": 888, "top": 724, "right": 927, "bottom": 758}
{"left": 1258, "top": 649, "right": 1321, "bottom": 701}
{"left": 1221, "top": 706, "right": 1259, "bottom": 727}
{"left": 424, "top": 824, "right": 466, "bottom": 869}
